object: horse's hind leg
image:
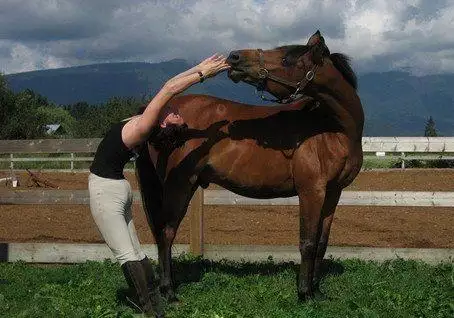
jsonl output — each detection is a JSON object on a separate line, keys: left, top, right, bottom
{"left": 313, "top": 187, "right": 342, "bottom": 292}
{"left": 155, "top": 180, "right": 199, "bottom": 302}
{"left": 135, "top": 148, "right": 163, "bottom": 284}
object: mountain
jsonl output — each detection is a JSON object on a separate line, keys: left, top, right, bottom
{"left": 358, "top": 72, "right": 454, "bottom": 136}
{"left": 5, "top": 61, "right": 454, "bottom": 136}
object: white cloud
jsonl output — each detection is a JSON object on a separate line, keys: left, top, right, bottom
{"left": 0, "top": 0, "right": 453, "bottom": 75}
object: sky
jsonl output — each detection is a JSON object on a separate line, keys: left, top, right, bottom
{"left": 0, "top": 0, "right": 453, "bottom": 75}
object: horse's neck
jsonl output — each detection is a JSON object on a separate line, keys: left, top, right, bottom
{"left": 318, "top": 78, "right": 364, "bottom": 141}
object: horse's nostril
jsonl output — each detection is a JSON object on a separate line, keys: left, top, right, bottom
{"left": 227, "top": 51, "right": 241, "bottom": 64}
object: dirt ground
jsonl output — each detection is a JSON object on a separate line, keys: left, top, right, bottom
{"left": 0, "top": 169, "right": 453, "bottom": 248}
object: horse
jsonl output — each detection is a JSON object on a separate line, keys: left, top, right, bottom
{"left": 135, "top": 30, "right": 364, "bottom": 302}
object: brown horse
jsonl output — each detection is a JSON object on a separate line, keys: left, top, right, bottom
{"left": 136, "top": 30, "right": 364, "bottom": 301}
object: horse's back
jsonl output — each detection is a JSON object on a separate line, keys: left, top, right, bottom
{"left": 168, "top": 94, "right": 315, "bottom": 129}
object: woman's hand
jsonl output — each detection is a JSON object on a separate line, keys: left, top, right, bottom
{"left": 197, "top": 53, "right": 230, "bottom": 79}
{"left": 162, "top": 53, "right": 230, "bottom": 95}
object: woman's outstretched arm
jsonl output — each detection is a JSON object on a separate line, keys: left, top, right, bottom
{"left": 122, "top": 54, "right": 229, "bottom": 149}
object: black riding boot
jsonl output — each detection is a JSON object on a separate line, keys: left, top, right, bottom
{"left": 121, "top": 260, "right": 162, "bottom": 317}
{"left": 140, "top": 256, "right": 166, "bottom": 313}
{"left": 140, "top": 256, "right": 160, "bottom": 289}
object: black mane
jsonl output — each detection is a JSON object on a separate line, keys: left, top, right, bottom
{"left": 278, "top": 45, "right": 358, "bottom": 90}
{"left": 330, "top": 53, "right": 357, "bottom": 90}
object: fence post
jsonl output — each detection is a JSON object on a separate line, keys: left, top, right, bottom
{"left": 70, "top": 153, "right": 74, "bottom": 171}
{"left": 189, "top": 187, "right": 204, "bottom": 256}
{"left": 10, "top": 154, "right": 13, "bottom": 170}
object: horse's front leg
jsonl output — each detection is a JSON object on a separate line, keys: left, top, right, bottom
{"left": 313, "top": 187, "right": 342, "bottom": 288}
{"left": 296, "top": 184, "right": 326, "bottom": 301}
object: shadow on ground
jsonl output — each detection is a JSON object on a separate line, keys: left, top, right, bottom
{"left": 171, "top": 258, "right": 345, "bottom": 288}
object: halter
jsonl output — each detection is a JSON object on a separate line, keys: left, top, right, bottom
{"left": 256, "top": 48, "right": 319, "bottom": 104}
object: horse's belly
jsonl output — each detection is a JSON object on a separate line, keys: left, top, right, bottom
{"left": 206, "top": 139, "right": 295, "bottom": 197}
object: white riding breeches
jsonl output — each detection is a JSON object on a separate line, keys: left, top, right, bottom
{"left": 88, "top": 173, "right": 146, "bottom": 265}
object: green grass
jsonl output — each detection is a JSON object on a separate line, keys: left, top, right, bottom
{"left": 362, "top": 157, "right": 402, "bottom": 169}
{"left": 0, "top": 257, "right": 452, "bottom": 318}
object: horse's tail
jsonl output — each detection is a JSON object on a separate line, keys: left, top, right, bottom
{"left": 135, "top": 143, "right": 163, "bottom": 232}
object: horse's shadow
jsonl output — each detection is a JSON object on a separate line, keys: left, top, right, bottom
{"left": 171, "top": 258, "right": 344, "bottom": 288}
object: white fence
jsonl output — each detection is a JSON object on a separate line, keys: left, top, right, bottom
{"left": 362, "top": 137, "right": 454, "bottom": 168}
{"left": 1, "top": 137, "right": 454, "bottom": 170}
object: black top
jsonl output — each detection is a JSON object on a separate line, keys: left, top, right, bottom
{"left": 90, "top": 121, "right": 134, "bottom": 179}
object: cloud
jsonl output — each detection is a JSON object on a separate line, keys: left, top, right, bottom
{"left": 0, "top": 0, "right": 453, "bottom": 75}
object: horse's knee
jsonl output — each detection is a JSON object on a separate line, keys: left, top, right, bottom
{"left": 163, "top": 226, "right": 176, "bottom": 242}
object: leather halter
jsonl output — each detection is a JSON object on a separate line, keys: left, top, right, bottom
{"left": 256, "top": 48, "right": 319, "bottom": 104}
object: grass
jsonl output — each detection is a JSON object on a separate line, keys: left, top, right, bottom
{"left": 0, "top": 257, "right": 452, "bottom": 317}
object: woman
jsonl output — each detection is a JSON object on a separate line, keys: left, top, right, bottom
{"left": 88, "top": 54, "right": 230, "bottom": 317}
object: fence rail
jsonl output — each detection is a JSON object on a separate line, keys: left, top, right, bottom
{"left": 2, "top": 137, "right": 454, "bottom": 170}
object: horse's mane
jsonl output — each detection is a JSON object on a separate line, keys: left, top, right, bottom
{"left": 279, "top": 45, "right": 357, "bottom": 90}
{"left": 329, "top": 53, "right": 357, "bottom": 90}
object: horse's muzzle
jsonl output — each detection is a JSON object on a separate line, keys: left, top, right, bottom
{"left": 227, "top": 50, "right": 242, "bottom": 65}
{"left": 227, "top": 69, "right": 246, "bottom": 83}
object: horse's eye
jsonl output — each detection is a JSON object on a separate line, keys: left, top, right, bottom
{"left": 282, "top": 57, "right": 289, "bottom": 66}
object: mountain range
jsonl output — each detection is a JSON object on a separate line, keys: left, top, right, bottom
{"left": 5, "top": 60, "right": 454, "bottom": 136}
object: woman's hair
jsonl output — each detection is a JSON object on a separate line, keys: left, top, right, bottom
{"left": 148, "top": 123, "right": 188, "bottom": 151}
{"left": 137, "top": 105, "right": 188, "bottom": 151}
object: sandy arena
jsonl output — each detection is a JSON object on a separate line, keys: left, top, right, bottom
{"left": 0, "top": 169, "right": 453, "bottom": 248}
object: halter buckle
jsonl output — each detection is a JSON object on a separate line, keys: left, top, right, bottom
{"left": 257, "top": 68, "right": 269, "bottom": 79}
{"left": 306, "top": 70, "right": 315, "bottom": 81}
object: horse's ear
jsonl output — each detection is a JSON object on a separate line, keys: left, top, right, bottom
{"left": 307, "top": 30, "right": 324, "bottom": 46}
{"left": 305, "top": 30, "right": 329, "bottom": 65}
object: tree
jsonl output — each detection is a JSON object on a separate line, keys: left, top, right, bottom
{"left": 0, "top": 73, "right": 15, "bottom": 136}
{"left": 68, "top": 97, "right": 142, "bottom": 138}
{"left": 36, "top": 105, "right": 76, "bottom": 138}
{"left": 0, "top": 89, "right": 63, "bottom": 139}
{"left": 424, "top": 116, "right": 438, "bottom": 137}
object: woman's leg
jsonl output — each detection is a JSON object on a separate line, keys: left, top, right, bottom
{"left": 89, "top": 176, "right": 140, "bottom": 264}
{"left": 88, "top": 174, "right": 160, "bottom": 316}
{"left": 123, "top": 182, "right": 147, "bottom": 261}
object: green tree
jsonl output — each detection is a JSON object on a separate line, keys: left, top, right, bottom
{"left": 0, "top": 89, "right": 63, "bottom": 139}
{"left": 69, "top": 97, "right": 142, "bottom": 138}
{"left": 424, "top": 116, "right": 438, "bottom": 137}
{"left": 36, "top": 105, "right": 76, "bottom": 138}
{"left": 0, "top": 74, "right": 15, "bottom": 136}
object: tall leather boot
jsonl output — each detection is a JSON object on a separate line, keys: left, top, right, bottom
{"left": 140, "top": 256, "right": 166, "bottom": 314}
{"left": 140, "top": 256, "right": 160, "bottom": 289}
{"left": 121, "top": 260, "right": 162, "bottom": 317}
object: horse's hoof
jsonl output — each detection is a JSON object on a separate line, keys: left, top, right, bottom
{"left": 166, "top": 294, "right": 180, "bottom": 304}
{"left": 159, "top": 286, "right": 179, "bottom": 304}
{"left": 148, "top": 290, "right": 167, "bottom": 317}
{"left": 298, "top": 289, "right": 328, "bottom": 302}
{"left": 312, "top": 290, "right": 329, "bottom": 301}
{"left": 298, "top": 290, "right": 314, "bottom": 302}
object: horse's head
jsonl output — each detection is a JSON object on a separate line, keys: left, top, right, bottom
{"left": 227, "top": 30, "right": 348, "bottom": 102}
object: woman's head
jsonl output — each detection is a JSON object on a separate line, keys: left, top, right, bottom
{"left": 137, "top": 105, "right": 185, "bottom": 128}
{"left": 161, "top": 112, "right": 184, "bottom": 127}
{"left": 137, "top": 105, "right": 188, "bottom": 150}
